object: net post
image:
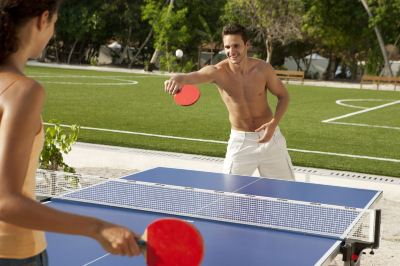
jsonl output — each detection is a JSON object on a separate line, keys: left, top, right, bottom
{"left": 340, "top": 209, "right": 381, "bottom": 266}
{"left": 371, "top": 209, "right": 381, "bottom": 250}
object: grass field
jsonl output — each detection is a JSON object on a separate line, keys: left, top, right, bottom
{"left": 26, "top": 65, "right": 400, "bottom": 177}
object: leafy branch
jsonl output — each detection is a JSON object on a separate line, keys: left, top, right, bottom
{"left": 39, "top": 121, "right": 80, "bottom": 173}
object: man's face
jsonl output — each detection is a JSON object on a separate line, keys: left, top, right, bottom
{"left": 223, "top": 34, "right": 248, "bottom": 64}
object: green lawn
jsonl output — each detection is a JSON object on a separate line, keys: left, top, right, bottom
{"left": 26, "top": 65, "right": 400, "bottom": 177}
{"left": 343, "top": 103, "right": 400, "bottom": 127}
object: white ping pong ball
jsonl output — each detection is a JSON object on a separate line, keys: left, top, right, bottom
{"left": 175, "top": 49, "right": 183, "bottom": 58}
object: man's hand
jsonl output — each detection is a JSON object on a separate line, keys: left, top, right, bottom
{"left": 164, "top": 78, "right": 182, "bottom": 95}
{"left": 255, "top": 119, "right": 278, "bottom": 143}
{"left": 93, "top": 221, "right": 141, "bottom": 256}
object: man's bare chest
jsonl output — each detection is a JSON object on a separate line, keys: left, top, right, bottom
{"left": 218, "top": 73, "right": 267, "bottom": 98}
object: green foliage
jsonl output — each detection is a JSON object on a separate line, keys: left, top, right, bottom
{"left": 173, "top": 0, "right": 227, "bottom": 61}
{"left": 40, "top": 121, "right": 80, "bottom": 173}
{"left": 159, "top": 52, "right": 180, "bottom": 72}
{"left": 142, "top": 0, "right": 227, "bottom": 69}
{"left": 142, "top": 1, "right": 190, "bottom": 53}
{"left": 365, "top": 46, "right": 384, "bottom": 75}
{"left": 221, "top": 0, "right": 304, "bottom": 63}
{"left": 221, "top": 0, "right": 249, "bottom": 27}
{"left": 303, "top": 0, "right": 370, "bottom": 53}
{"left": 57, "top": 1, "right": 107, "bottom": 43}
{"left": 159, "top": 51, "right": 196, "bottom": 72}
{"left": 55, "top": 0, "right": 151, "bottom": 64}
{"left": 367, "top": 0, "right": 400, "bottom": 44}
{"left": 302, "top": 0, "right": 400, "bottom": 78}
{"left": 182, "top": 60, "right": 196, "bottom": 72}
{"left": 51, "top": 0, "right": 229, "bottom": 67}
{"left": 48, "top": 0, "right": 398, "bottom": 74}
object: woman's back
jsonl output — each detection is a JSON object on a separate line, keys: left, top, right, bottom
{"left": 0, "top": 72, "right": 47, "bottom": 258}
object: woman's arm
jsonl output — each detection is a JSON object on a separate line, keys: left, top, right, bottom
{"left": 0, "top": 80, "right": 140, "bottom": 256}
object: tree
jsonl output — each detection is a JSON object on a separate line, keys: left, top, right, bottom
{"left": 364, "top": 0, "right": 400, "bottom": 76}
{"left": 222, "top": 0, "right": 304, "bottom": 63}
{"left": 56, "top": 0, "right": 107, "bottom": 64}
{"left": 53, "top": 0, "right": 227, "bottom": 69}
{"left": 302, "top": 0, "right": 372, "bottom": 79}
{"left": 196, "top": 15, "right": 219, "bottom": 65}
{"left": 97, "top": 1, "right": 149, "bottom": 65}
{"left": 360, "top": 0, "right": 393, "bottom": 76}
{"left": 142, "top": 0, "right": 188, "bottom": 71}
{"left": 55, "top": 0, "right": 150, "bottom": 65}
{"left": 142, "top": 0, "right": 227, "bottom": 71}
{"left": 303, "top": 0, "right": 400, "bottom": 79}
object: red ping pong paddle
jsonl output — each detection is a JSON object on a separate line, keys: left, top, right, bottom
{"left": 137, "top": 218, "right": 204, "bottom": 266}
{"left": 174, "top": 84, "right": 201, "bottom": 106}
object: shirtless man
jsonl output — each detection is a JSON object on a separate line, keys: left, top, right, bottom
{"left": 164, "top": 23, "right": 294, "bottom": 179}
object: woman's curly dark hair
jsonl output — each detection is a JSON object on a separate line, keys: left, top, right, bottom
{"left": 0, "top": 0, "right": 62, "bottom": 63}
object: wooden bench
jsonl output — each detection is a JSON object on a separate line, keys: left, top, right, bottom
{"left": 275, "top": 70, "right": 305, "bottom": 85}
{"left": 360, "top": 75, "right": 400, "bottom": 91}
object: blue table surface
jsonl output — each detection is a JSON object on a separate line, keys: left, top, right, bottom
{"left": 45, "top": 167, "right": 381, "bottom": 266}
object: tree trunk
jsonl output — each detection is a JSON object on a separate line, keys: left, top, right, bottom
{"left": 55, "top": 46, "right": 59, "bottom": 63}
{"left": 77, "top": 40, "right": 87, "bottom": 63}
{"left": 304, "top": 50, "right": 314, "bottom": 75}
{"left": 348, "top": 53, "right": 359, "bottom": 81}
{"left": 323, "top": 52, "right": 336, "bottom": 80}
{"left": 39, "top": 47, "right": 48, "bottom": 62}
{"left": 333, "top": 57, "right": 340, "bottom": 79}
{"left": 293, "top": 58, "right": 301, "bottom": 71}
{"left": 148, "top": 0, "right": 174, "bottom": 71}
{"left": 197, "top": 46, "right": 201, "bottom": 70}
{"left": 360, "top": 0, "right": 393, "bottom": 77}
{"left": 116, "top": 27, "right": 132, "bottom": 65}
{"left": 265, "top": 37, "right": 273, "bottom": 63}
{"left": 148, "top": 49, "right": 160, "bottom": 71}
{"left": 67, "top": 40, "right": 78, "bottom": 65}
{"left": 129, "top": 28, "right": 154, "bottom": 68}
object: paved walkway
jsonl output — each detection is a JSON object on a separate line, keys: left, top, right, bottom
{"left": 65, "top": 142, "right": 399, "bottom": 197}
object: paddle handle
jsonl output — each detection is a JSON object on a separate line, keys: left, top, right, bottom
{"left": 136, "top": 239, "right": 147, "bottom": 253}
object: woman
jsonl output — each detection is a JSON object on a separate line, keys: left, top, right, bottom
{"left": 0, "top": 1, "right": 140, "bottom": 265}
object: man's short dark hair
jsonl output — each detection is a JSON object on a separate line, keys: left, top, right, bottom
{"left": 222, "top": 23, "right": 248, "bottom": 43}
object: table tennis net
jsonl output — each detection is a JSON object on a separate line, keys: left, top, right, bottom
{"left": 58, "top": 179, "right": 376, "bottom": 241}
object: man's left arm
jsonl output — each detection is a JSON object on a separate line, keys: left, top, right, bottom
{"left": 256, "top": 63, "right": 290, "bottom": 143}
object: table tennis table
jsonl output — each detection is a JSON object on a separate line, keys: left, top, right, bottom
{"left": 43, "top": 167, "right": 382, "bottom": 266}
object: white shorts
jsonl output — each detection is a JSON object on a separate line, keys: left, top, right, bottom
{"left": 223, "top": 127, "right": 295, "bottom": 180}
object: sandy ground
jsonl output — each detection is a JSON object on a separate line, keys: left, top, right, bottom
{"left": 75, "top": 166, "right": 400, "bottom": 266}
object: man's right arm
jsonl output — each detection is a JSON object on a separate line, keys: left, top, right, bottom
{"left": 164, "top": 65, "right": 217, "bottom": 95}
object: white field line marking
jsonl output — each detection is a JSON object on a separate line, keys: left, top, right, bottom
{"left": 28, "top": 75, "right": 152, "bottom": 78}
{"left": 322, "top": 100, "right": 400, "bottom": 123}
{"left": 46, "top": 123, "right": 227, "bottom": 144}
{"left": 28, "top": 74, "right": 160, "bottom": 85}
{"left": 326, "top": 121, "right": 400, "bottom": 130}
{"left": 336, "top": 99, "right": 392, "bottom": 110}
{"left": 39, "top": 81, "right": 138, "bottom": 85}
{"left": 28, "top": 73, "right": 160, "bottom": 79}
{"left": 44, "top": 123, "right": 400, "bottom": 163}
{"left": 32, "top": 75, "right": 138, "bottom": 85}
{"left": 289, "top": 148, "right": 400, "bottom": 163}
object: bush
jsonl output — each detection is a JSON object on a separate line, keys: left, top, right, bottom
{"left": 39, "top": 121, "right": 80, "bottom": 173}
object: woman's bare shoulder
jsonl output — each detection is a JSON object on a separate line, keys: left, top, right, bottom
{"left": 1, "top": 74, "right": 45, "bottom": 111}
